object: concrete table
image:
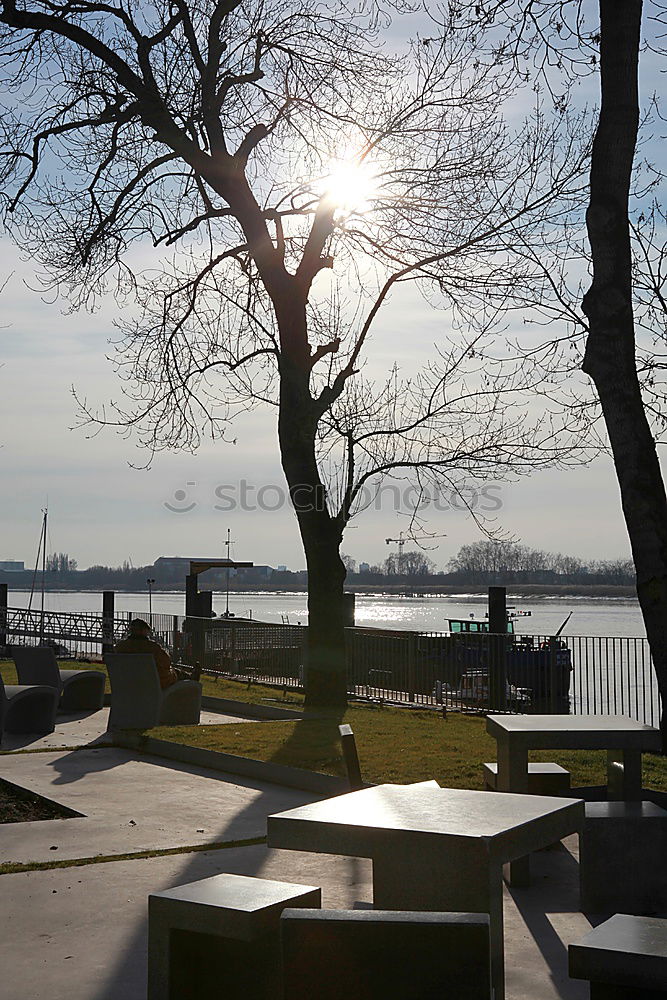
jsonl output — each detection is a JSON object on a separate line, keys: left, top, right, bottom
{"left": 268, "top": 783, "right": 584, "bottom": 1000}
{"left": 486, "top": 714, "right": 662, "bottom": 885}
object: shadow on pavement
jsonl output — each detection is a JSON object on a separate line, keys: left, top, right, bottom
{"left": 90, "top": 707, "right": 353, "bottom": 1000}
{"left": 49, "top": 746, "right": 133, "bottom": 784}
{"left": 506, "top": 843, "right": 590, "bottom": 999}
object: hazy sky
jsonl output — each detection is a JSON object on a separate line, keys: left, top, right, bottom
{"left": 0, "top": 239, "right": 638, "bottom": 573}
{"left": 0, "top": 6, "right": 663, "bottom": 574}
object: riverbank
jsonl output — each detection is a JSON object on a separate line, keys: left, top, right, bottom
{"left": 1, "top": 582, "right": 636, "bottom": 598}
{"left": 3, "top": 589, "right": 645, "bottom": 636}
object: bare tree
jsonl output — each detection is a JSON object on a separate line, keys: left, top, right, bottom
{"left": 46, "top": 552, "right": 78, "bottom": 573}
{"left": 449, "top": 0, "right": 667, "bottom": 740}
{"left": 0, "top": 1, "right": 588, "bottom": 706}
{"left": 384, "top": 549, "right": 436, "bottom": 577}
{"left": 341, "top": 553, "right": 357, "bottom": 575}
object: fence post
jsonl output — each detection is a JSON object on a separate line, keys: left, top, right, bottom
{"left": 343, "top": 592, "right": 356, "bottom": 626}
{"left": 172, "top": 615, "right": 179, "bottom": 660}
{"left": 548, "top": 637, "right": 558, "bottom": 714}
{"left": 407, "top": 633, "right": 417, "bottom": 703}
{"left": 488, "top": 586, "right": 508, "bottom": 711}
{"left": 102, "top": 591, "right": 115, "bottom": 656}
{"left": 0, "top": 583, "right": 7, "bottom": 649}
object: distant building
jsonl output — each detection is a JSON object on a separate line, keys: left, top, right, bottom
{"left": 359, "top": 562, "right": 370, "bottom": 573}
{"left": 236, "top": 565, "right": 273, "bottom": 580}
{"left": 277, "top": 565, "right": 287, "bottom": 572}
{"left": 0, "top": 560, "right": 24, "bottom": 572}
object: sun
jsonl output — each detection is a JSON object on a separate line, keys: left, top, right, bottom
{"left": 321, "top": 158, "right": 378, "bottom": 218}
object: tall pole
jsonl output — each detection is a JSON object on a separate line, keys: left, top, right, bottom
{"left": 0, "top": 582, "right": 7, "bottom": 650}
{"left": 147, "top": 577, "right": 155, "bottom": 618}
{"left": 39, "top": 507, "right": 47, "bottom": 643}
{"left": 488, "top": 585, "right": 507, "bottom": 711}
{"left": 224, "top": 528, "right": 233, "bottom": 617}
{"left": 102, "top": 591, "right": 115, "bottom": 656}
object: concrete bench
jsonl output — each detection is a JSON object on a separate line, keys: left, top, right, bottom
{"left": 569, "top": 913, "right": 667, "bottom": 998}
{"left": 105, "top": 653, "right": 201, "bottom": 728}
{"left": 483, "top": 761, "right": 571, "bottom": 796}
{"left": 580, "top": 801, "right": 667, "bottom": 915}
{"left": 0, "top": 674, "right": 59, "bottom": 741}
{"left": 148, "top": 872, "right": 320, "bottom": 1000}
{"left": 12, "top": 645, "right": 105, "bottom": 713}
{"left": 281, "top": 909, "right": 492, "bottom": 999}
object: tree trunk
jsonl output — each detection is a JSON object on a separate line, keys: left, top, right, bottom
{"left": 582, "top": 0, "right": 667, "bottom": 744}
{"left": 277, "top": 346, "right": 348, "bottom": 710}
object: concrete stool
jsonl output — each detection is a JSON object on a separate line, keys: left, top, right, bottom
{"left": 580, "top": 802, "right": 667, "bottom": 915}
{"left": 281, "top": 909, "right": 492, "bottom": 999}
{"left": 569, "top": 913, "right": 667, "bottom": 998}
{"left": 148, "top": 873, "right": 321, "bottom": 1000}
{"left": 483, "top": 761, "right": 571, "bottom": 795}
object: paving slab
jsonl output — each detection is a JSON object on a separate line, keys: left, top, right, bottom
{"left": 0, "top": 748, "right": 317, "bottom": 865}
{"left": 0, "top": 836, "right": 591, "bottom": 1000}
{"left": 0, "top": 707, "right": 254, "bottom": 753}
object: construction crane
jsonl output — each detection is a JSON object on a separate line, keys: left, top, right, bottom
{"left": 385, "top": 531, "right": 447, "bottom": 550}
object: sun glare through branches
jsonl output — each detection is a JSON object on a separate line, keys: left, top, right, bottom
{"left": 320, "top": 158, "right": 380, "bottom": 219}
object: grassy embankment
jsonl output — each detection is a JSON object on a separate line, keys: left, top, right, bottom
{"left": 152, "top": 676, "right": 667, "bottom": 793}
{"left": 2, "top": 663, "right": 665, "bottom": 792}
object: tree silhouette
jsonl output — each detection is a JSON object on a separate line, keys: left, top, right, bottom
{"left": 0, "top": 2, "right": 587, "bottom": 705}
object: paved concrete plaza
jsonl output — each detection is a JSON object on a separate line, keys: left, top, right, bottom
{"left": 0, "top": 840, "right": 591, "bottom": 1000}
{"left": 0, "top": 747, "right": 315, "bottom": 865}
{"left": 0, "top": 708, "right": 594, "bottom": 1000}
{"left": 1, "top": 706, "right": 253, "bottom": 753}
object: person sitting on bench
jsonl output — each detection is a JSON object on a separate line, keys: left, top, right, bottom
{"left": 114, "top": 619, "right": 179, "bottom": 689}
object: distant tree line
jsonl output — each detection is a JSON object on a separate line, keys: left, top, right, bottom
{"left": 346, "top": 541, "right": 634, "bottom": 585}
{"left": 444, "top": 541, "right": 634, "bottom": 585}
{"left": 3, "top": 542, "right": 634, "bottom": 590}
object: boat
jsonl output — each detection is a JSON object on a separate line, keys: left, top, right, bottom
{"left": 440, "top": 612, "right": 573, "bottom": 712}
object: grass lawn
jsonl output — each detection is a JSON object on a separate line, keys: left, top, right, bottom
{"left": 153, "top": 679, "right": 667, "bottom": 792}
{"left": 4, "top": 665, "right": 665, "bottom": 793}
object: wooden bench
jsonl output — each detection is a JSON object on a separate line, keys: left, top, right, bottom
{"left": 569, "top": 913, "right": 667, "bottom": 998}
{"left": 483, "top": 761, "right": 571, "bottom": 796}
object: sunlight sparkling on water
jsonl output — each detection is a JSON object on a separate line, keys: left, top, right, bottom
{"left": 7, "top": 590, "right": 646, "bottom": 638}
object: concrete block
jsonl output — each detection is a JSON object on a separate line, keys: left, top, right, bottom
{"left": 483, "top": 761, "right": 571, "bottom": 795}
{"left": 148, "top": 872, "right": 321, "bottom": 1000}
{"left": 281, "top": 908, "right": 492, "bottom": 999}
{"left": 269, "top": 782, "right": 583, "bottom": 1000}
{"left": 569, "top": 913, "right": 667, "bottom": 997}
{"left": 580, "top": 802, "right": 667, "bottom": 915}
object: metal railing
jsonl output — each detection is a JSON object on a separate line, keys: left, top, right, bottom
{"left": 1, "top": 606, "right": 661, "bottom": 726}
{"left": 344, "top": 629, "right": 661, "bottom": 726}
{"left": 1, "top": 605, "right": 132, "bottom": 660}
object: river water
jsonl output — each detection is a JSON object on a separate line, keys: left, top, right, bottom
{"left": 7, "top": 589, "right": 646, "bottom": 638}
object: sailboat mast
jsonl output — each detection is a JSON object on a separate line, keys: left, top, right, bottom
{"left": 40, "top": 507, "right": 47, "bottom": 642}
